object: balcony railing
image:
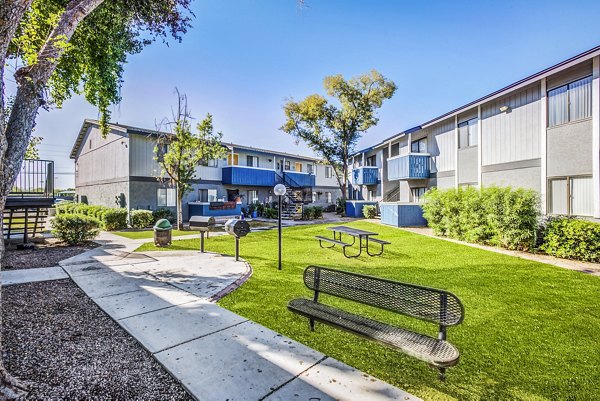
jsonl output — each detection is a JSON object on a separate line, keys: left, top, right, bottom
{"left": 221, "top": 166, "right": 276, "bottom": 186}
{"left": 351, "top": 166, "right": 379, "bottom": 185}
{"left": 284, "top": 171, "right": 315, "bottom": 188}
{"left": 9, "top": 159, "right": 54, "bottom": 198}
{"left": 387, "top": 154, "right": 430, "bottom": 180}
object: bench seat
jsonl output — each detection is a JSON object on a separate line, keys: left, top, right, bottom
{"left": 288, "top": 298, "right": 460, "bottom": 368}
{"left": 367, "top": 237, "right": 391, "bottom": 245}
{"left": 315, "top": 235, "right": 351, "bottom": 247}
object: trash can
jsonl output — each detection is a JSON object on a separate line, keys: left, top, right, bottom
{"left": 153, "top": 218, "right": 173, "bottom": 247}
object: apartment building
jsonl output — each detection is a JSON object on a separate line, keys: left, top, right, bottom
{"left": 70, "top": 120, "right": 341, "bottom": 220}
{"left": 350, "top": 45, "right": 600, "bottom": 220}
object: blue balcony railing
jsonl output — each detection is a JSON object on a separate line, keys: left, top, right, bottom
{"left": 351, "top": 166, "right": 379, "bottom": 185}
{"left": 284, "top": 171, "right": 315, "bottom": 188}
{"left": 222, "top": 166, "right": 276, "bottom": 186}
{"left": 387, "top": 154, "right": 430, "bottom": 180}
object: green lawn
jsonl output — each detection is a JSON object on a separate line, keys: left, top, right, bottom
{"left": 135, "top": 221, "right": 600, "bottom": 401}
{"left": 112, "top": 229, "right": 192, "bottom": 239}
{"left": 115, "top": 221, "right": 276, "bottom": 240}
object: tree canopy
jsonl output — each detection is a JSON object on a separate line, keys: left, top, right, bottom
{"left": 281, "top": 70, "right": 396, "bottom": 205}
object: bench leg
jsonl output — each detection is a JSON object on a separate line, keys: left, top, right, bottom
{"left": 318, "top": 239, "right": 336, "bottom": 249}
{"left": 309, "top": 318, "right": 315, "bottom": 332}
{"left": 366, "top": 243, "right": 385, "bottom": 257}
{"left": 342, "top": 245, "right": 361, "bottom": 258}
{"left": 438, "top": 368, "right": 446, "bottom": 381}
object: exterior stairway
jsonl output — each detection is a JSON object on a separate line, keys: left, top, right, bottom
{"left": 281, "top": 185, "right": 304, "bottom": 220}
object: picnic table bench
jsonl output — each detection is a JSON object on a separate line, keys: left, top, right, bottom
{"left": 315, "top": 226, "right": 390, "bottom": 258}
{"left": 288, "top": 266, "right": 465, "bottom": 380}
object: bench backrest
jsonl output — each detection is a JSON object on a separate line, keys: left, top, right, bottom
{"left": 303, "top": 266, "right": 464, "bottom": 327}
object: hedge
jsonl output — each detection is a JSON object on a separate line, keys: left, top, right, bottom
{"left": 52, "top": 214, "right": 101, "bottom": 245}
{"left": 362, "top": 205, "right": 377, "bottom": 219}
{"left": 152, "top": 208, "right": 175, "bottom": 224}
{"left": 303, "top": 206, "right": 323, "bottom": 220}
{"left": 130, "top": 209, "right": 154, "bottom": 229}
{"left": 56, "top": 202, "right": 127, "bottom": 231}
{"left": 422, "top": 186, "right": 540, "bottom": 251}
{"left": 540, "top": 217, "right": 600, "bottom": 262}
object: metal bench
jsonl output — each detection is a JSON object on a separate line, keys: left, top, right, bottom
{"left": 287, "top": 266, "right": 465, "bottom": 380}
{"left": 315, "top": 235, "right": 353, "bottom": 248}
{"left": 365, "top": 237, "right": 391, "bottom": 256}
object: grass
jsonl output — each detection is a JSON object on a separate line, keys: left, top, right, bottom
{"left": 114, "top": 220, "right": 276, "bottom": 240}
{"left": 135, "top": 221, "right": 600, "bottom": 401}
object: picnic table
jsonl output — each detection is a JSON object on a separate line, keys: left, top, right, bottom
{"left": 315, "top": 225, "right": 390, "bottom": 258}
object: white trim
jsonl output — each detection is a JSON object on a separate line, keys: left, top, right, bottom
{"left": 592, "top": 57, "right": 600, "bottom": 218}
{"left": 225, "top": 165, "right": 277, "bottom": 172}
{"left": 540, "top": 77, "right": 548, "bottom": 215}
{"left": 477, "top": 105, "right": 482, "bottom": 186}
{"left": 386, "top": 152, "right": 430, "bottom": 162}
{"left": 454, "top": 115, "right": 459, "bottom": 188}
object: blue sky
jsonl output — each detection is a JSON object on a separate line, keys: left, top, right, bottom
{"left": 29, "top": 0, "right": 600, "bottom": 188}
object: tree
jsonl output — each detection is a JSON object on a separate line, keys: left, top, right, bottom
{"left": 281, "top": 70, "right": 396, "bottom": 212}
{"left": 154, "top": 91, "right": 227, "bottom": 230}
{"left": 0, "top": 1, "right": 191, "bottom": 398}
{"left": 24, "top": 136, "right": 42, "bottom": 159}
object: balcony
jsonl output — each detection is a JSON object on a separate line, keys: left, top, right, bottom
{"left": 387, "top": 154, "right": 430, "bottom": 180}
{"left": 352, "top": 166, "right": 379, "bottom": 186}
{"left": 221, "top": 166, "right": 276, "bottom": 186}
{"left": 283, "top": 171, "right": 315, "bottom": 188}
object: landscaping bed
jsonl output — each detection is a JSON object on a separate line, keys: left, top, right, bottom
{"left": 136, "top": 221, "right": 600, "bottom": 401}
{"left": 2, "top": 279, "right": 192, "bottom": 400}
{"left": 2, "top": 238, "right": 97, "bottom": 270}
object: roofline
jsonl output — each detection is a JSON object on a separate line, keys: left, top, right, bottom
{"left": 368, "top": 44, "right": 600, "bottom": 148}
{"left": 70, "top": 119, "right": 323, "bottom": 163}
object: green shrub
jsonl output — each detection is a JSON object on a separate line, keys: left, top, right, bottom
{"left": 130, "top": 209, "right": 154, "bottom": 229}
{"left": 303, "top": 206, "right": 315, "bottom": 220}
{"left": 362, "top": 205, "right": 377, "bottom": 219}
{"left": 264, "top": 207, "right": 278, "bottom": 219}
{"left": 52, "top": 214, "right": 101, "bottom": 245}
{"left": 335, "top": 197, "right": 345, "bottom": 215}
{"left": 102, "top": 208, "right": 128, "bottom": 231}
{"left": 422, "top": 186, "right": 540, "bottom": 251}
{"left": 313, "top": 206, "right": 323, "bottom": 219}
{"left": 540, "top": 217, "right": 600, "bottom": 262}
{"left": 153, "top": 208, "right": 175, "bottom": 224}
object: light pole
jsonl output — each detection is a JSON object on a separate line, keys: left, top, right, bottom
{"left": 273, "top": 184, "right": 286, "bottom": 270}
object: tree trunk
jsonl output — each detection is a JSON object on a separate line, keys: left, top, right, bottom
{"left": 177, "top": 185, "right": 184, "bottom": 230}
{"left": 0, "top": 1, "right": 104, "bottom": 398}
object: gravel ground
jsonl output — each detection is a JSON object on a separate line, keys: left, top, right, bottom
{"left": 2, "top": 279, "right": 192, "bottom": 400}
{"left": 2, "top": 238, "right": 97, "bottom": 270}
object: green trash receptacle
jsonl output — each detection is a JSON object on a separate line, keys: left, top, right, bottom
{"left": 153, "top": 218, "right": 173, "bottom": 247}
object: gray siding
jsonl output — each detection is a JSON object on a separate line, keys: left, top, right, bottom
{"left": 75, "top": 125, "right": 129, "bottom": 186}
{"left": 481, "top": 84, "right": 541, "bottom": 166}
{"left": 547, "top": 119, "right": 593, "bottom": 177}
{"left": 77, "top": 181, "right": 129, "bottom": 209}
{"left": 427, "top": 119, "right": 455, "bottom": 173}
{"left": 458, "top": 146, "right": 478, "bottom": 184}
{"left": 482, "top": 166, "right": 541, "bottom": 192}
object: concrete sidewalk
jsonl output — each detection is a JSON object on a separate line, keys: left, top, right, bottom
{"left": 1, "top": 266, "right": 68, "bottom": 286}
{"left": 62, "top": 232, "right": 419, "bottom": 401}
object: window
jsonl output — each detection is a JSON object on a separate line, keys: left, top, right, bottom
{"left": 368, "top": 190, "right": 375, "bottom": 201}
{"left": 411, "top": 187, "right": 427, "bottom": 203}
{"left": 458, "top": 118, "right": 478, "bottom": 149}
{"left": 312, "top": 192, "right": 317, "bottom": 203}
{"left": 246, "top": 155, "right": 259, "bottom": 167}
{"left": 411, "top": 138, "right": 428, "bottom": 153}
{"left": 201, "top": 158, "right": 217, "bottom": 167}
{"left": 307, "top": 164, "right": 314, "bottom": 174}
{"left": 295, "top": 162, "right": 303, "bottom": 172}
{"left": 157, "top": 188, "right": 176, "bottom": 207}
{"left": 247, "top": 190, "right": 258, "bottom": 204}
{"left": 549, "top": 176, "right": 593, "bottom": 216}
{"left": 284, "top": 160, "right": 291, "bottom": 170}
{"left": 227, "top": 153, "right": 239, "bottom": 166}
{"left": 548, "top": 76, "right": 592, "bottom": 127}
{"left": 198, "top": 189, "right": 217, "bottom": 202}
{"left": 326, "top": 192, "right": 332, "bottom": 203}
{"left": 366, "top": 155, "right": 377, "bottom": 166}
{"left": 325, "top": 166, "right": 333, "bottom": 178}
{"left": 157, "top": 143, "right": 168, "bottom": 162}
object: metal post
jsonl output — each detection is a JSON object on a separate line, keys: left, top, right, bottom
{"left": 235, "top": 237, "right": 240, "bottom": 261}
{"left": 278, "top": 195, "right": 282, "bottom": 270}
{"left": 200, "top": 231, "right": 205, "bottom": 253}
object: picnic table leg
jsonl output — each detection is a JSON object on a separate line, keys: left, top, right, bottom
{"left": 366, "top": 237, "right": 386, "bottom": 257}
{"left": 342, "top": 235, "right": 362, "bottom": 258}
